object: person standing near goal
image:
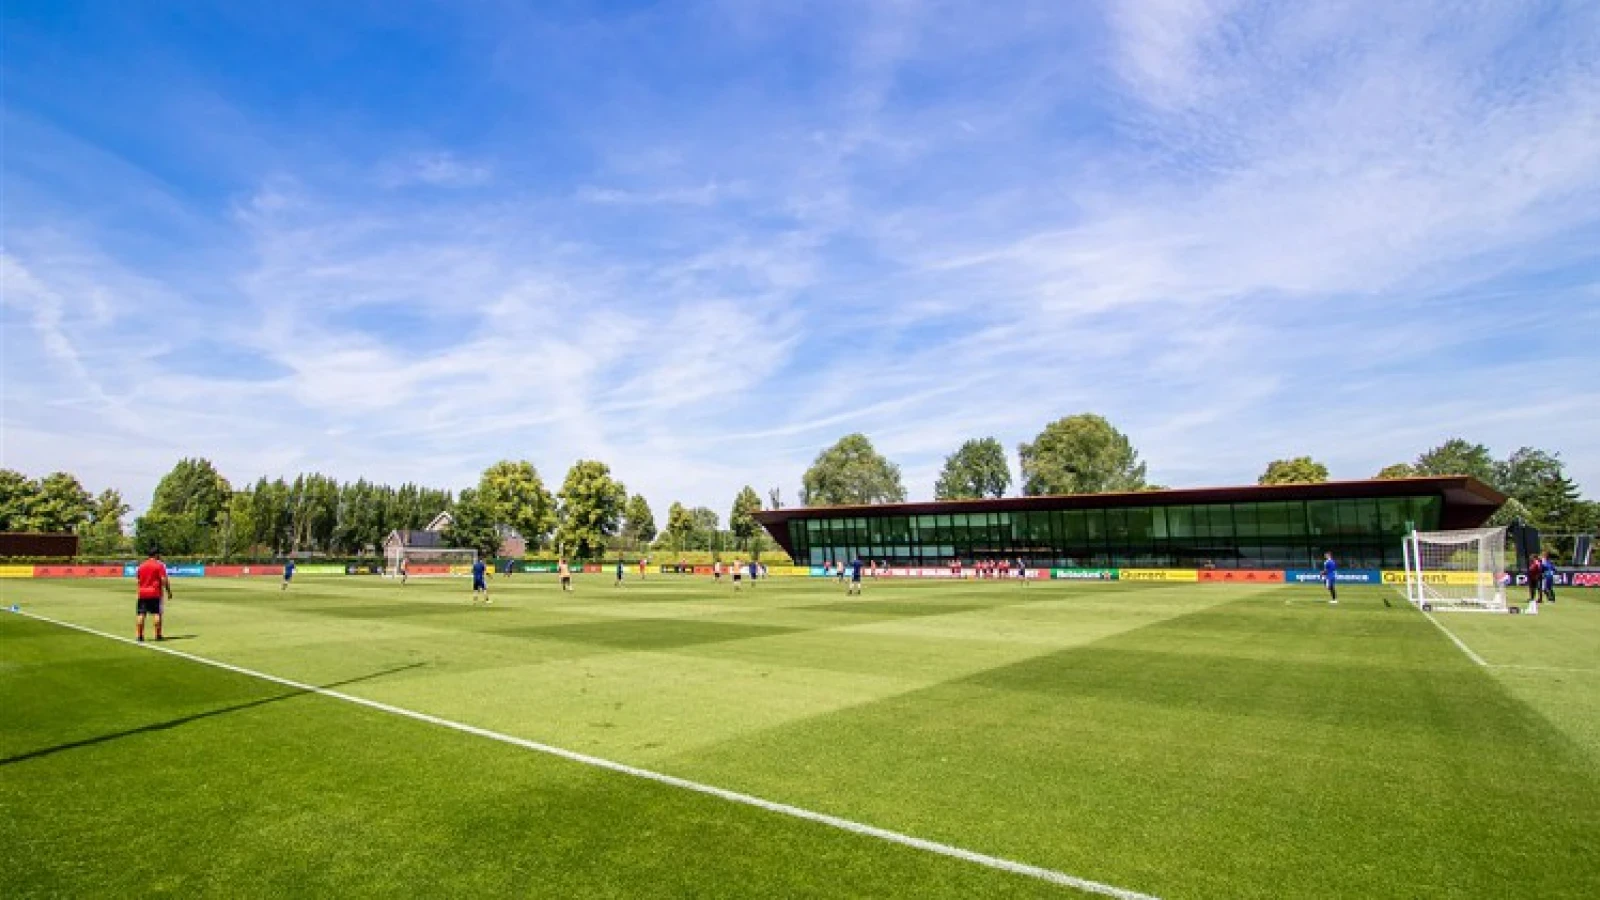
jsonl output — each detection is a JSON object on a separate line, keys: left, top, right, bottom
{"left": 1526, "top": 555, "right": 1543, "bottom": 606}
{"left": 135, "top": 549, "right": 171, "bottom": 642}
{"left": 1322, "top": 552, "right": 1338, "bottom": 605}
{"left": 471, "top": 556, "right": 490, "bottom": 604}
{"left": 1541, "top": 552, "right": 1558, "bottom": 605}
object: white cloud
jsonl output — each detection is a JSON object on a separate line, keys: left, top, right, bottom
{"left": 2, "top": 0, "right": 1597, "bottom": 516}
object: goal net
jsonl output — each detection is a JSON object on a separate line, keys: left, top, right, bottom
{"left": 384, "top": 546, "right": 478, "bottom": 578}
{"left": 1401, "top": 527, "right": 1510, "bottom": 613}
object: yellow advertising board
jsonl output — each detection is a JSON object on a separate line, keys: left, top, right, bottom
{"left": 1381, "top": 570, "right": 1493, "bottom": 586}
{"left": 1118, "top": 568, "right": 1199, "bottom": 583}
{"left": 762, "top": 565, "right": 811, "bottom": 578}
{"left": 0, "top": 565, "right": 36, "bottom": 579}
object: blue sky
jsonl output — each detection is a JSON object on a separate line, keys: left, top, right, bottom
{"left": 3, "top": 0, "right": 1598, "bottom": 519}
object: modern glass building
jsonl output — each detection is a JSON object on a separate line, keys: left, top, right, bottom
{"left": 755, "top": 477, "right": 1504, "bottom": 570}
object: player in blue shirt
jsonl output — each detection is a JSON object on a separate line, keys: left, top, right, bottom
{"left": 281, "top": 559, "right": 296, "bottom": 591}
{"left": 847, "top": 557, "right": 863, "bottom": 596}
{"left": 615, "top": 559, "right": 625, "bottom": 588}
{"left": 1540, "top": 552, "right": 1557, "bottom": 604}
{"left": 471, "top": 557, "right": 490, "bottom": 604}
{"left": 1322, "top": 552, "right": 1338, "bottom": 605}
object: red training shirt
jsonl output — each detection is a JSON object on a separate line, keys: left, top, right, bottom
{"left": 137, "top": 559, "right": 166, "bottom": 600}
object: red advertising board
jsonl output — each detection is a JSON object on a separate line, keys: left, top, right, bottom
{"left": 31, "top": 565, "right": 124, "bottom": 578}
{"left": 1198, "top": 569, "right": 1286, "bottom": 583}
{"left": 408, "top": 564, "right": 451, "bottom": 576}
{"left": 205, "top": 565, "right": 285, "bottom": 577}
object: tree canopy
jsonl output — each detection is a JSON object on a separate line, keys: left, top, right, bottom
{"left": 662, "top": 502, "right": 696, "bottom": 551}
{"left": 443, "top": 489, "right": 501, "bottom": 558}
{"left": 623, "top": 494, "right": 657, "bottom": 546}
{"left": 1375, "top": 463, "right": 1418, "bottom": 479}
{"left": 151, "top": 458, "right": 232, "bottom": 527}
{"left": 800, "top": 434, "right": 906, "bottom": 506}
{"left": 934, "top": 437, "right": 1012, "bottom": 500}
{"left": 554, "top": 460, "right": 627, "bottom": 559}
{"left": 728, "top": 486, "right": 764, "bottom": 550}
{"left": 1412, "top": 439, "right": 1496, "bottom": 484}
{"left": 477, "top": 460, "right": 556, "bottom": 549}
{"left": 1258, "top": 456, "right": 1330, "bottom": 486}
{"left": 1019, "top": 414, "right": 1147, "bottom": 495}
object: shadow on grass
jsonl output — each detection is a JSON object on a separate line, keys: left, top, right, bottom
{"left": 0, "top": 662, "right": 426, "bottom": 768}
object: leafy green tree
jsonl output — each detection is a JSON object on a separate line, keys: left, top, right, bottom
{"left": 216, "top": 490, "right": 256, "bottom": 559}
{"left": 554, "top": 460, "right": 627, "bottom": 559}
{"left": 729, "top": 486, "right": 764, "bottom": 550}
{"left": 934, "top": 437, "right": 1012, "bottom": 500}
{"left": 1019, "top": 414, "right": 1147, "bottom": 495}
{"left": 662, "top": 502, "right": 696, "bottom": 553}
{"left": 1487, "top": 496, "right": 1535, "bottom": 529}
{"left": 250, "top": 478, "right": 292, "bottom": 554}
{"left": 1494, "top": 448, "right": 1565, "bottom": 507}
{"left": 1258, "top": 457, "right": 1330, "bottom": 486}
{"left": 30, "top": 472, "right": 92, "bottom": 532}
{"left": 800, "top": 434, "right": 906, "bottom": 506}
{"left": 623, "top": 494, "right": 657, "bottom": 546}
{"left": 151, "top": 458, "right": 231, "bottom": 526}
{"left": 1412, "top": 439, "right": 1496, "bottom": 484}
{"left": 1530, "top": 469, "right": 1583, "bottom": 533}
{"left": 443, "top": 489, "right": 501, "bottom": 559}
{"left": 1375, "top": 463, "right": 1418, "bottom": 479}
{"left": 477, "top": 460, "right": 557, "bottom": 550}
{"left": 0, "top": 469, "right": 39, "bottom": 531}
{"left": 79, "top": 489, "right": 131, "bottom": 555}
{"left": 133, "top": 511, "right": 207, "bottom": 556}
{"left": 688, "top": 507, "right": 720, "bottom": 551}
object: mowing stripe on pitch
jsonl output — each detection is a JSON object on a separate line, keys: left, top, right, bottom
{"left": 12, "top": 609, "right": 1160, "bottom": 900}
{"left": 1418, "top": 609, "right": 1489, "bottom": 667}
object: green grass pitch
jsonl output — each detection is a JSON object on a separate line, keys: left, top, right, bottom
{"left": 3, "top": 574, "right": 1598, "bottom": 898}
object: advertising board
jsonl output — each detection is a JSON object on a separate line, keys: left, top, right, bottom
{"left": 1118, "top": 569, "right": 1200, "bottom": 582}
{"left": 1198, "top": 569, "right": 1285, "bottom": 583}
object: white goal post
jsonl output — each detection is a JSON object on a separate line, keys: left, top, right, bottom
{"left": 1401, "top": 527, "right": 1511, "bottom": 613}
{"left": 384, "top": 546, "right": 479, "bottom": 578}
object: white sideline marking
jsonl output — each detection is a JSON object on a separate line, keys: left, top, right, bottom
{"left": 12, "top": 609, "right": 1160, "bottom": 900}
{"left": 1418, "top": 610, "right": 1488, "bottom": 667}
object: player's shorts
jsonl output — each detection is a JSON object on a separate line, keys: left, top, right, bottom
{"left": 473, "top": 578, "right": 487, "bottom": 591}
{"left": 851, "top": 573, "right": 861, "bottom": 582}
{"left": 136, "top": 597, "right": 162, "bottom": 615}
{"left": 560, "top": 575, "right": 571, "bottom": 584}
{"left": 733, "top": 573, "right": 742, "bottom": 580}
{"left": 283, "top": 573, "right": 293, "bottom": 581}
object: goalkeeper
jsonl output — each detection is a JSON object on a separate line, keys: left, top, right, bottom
{"left": 1322, "top": 552, "right": 1338, "bottom": 604}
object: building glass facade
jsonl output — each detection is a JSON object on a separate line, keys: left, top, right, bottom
{"left": 782, "top": 495, "right": 1447, "bottom": 570}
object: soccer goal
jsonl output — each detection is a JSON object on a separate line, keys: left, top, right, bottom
{"left": 1401, "top": 527, "right": 1511, "bottom": 613}
{"left": 384, "top": 546, "right": 479, "bottom": 578}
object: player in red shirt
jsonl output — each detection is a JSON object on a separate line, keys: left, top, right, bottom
{"left": 135, "top": 549, "right": 172, "bottom": 642}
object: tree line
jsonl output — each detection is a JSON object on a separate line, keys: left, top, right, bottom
{"left": 0, "top": 457, "right": 778, "bottom": 561}
{"left": 796, "top": 414, "right": 1597, "bottom": 538}
{"left": 6, "top": 416, "right": 1590, "bottom": 560}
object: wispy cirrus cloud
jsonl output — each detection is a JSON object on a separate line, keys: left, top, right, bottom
{"left": 2, "top": 0, "right": 1596, "bottom": 517}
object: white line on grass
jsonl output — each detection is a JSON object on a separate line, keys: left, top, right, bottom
{"left": 1418, "top": 610, "right": 1489, "bottom": 667}
{"left": 12, "top": 609, "right": 1160, "bottom": 900}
